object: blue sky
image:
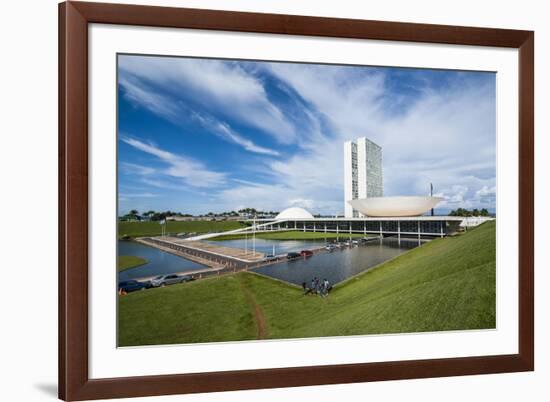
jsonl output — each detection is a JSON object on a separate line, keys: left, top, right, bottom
{"left": 118, "top": 54, "right": 496, "bottom": 216}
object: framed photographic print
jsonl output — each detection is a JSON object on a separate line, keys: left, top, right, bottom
{"left": 59, "top": 1, "right": 534, "bottom": 400}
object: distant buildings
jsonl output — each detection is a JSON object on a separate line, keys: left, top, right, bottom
{"left": 167, "top": 215, "right": 242, "bottom": 222}
{"left": 344, "top": 137, "right": 383, "bottom": 218}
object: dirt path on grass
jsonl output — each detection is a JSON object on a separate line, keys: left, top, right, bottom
{"left": 239, "top": 280, "right": 267, "bottom": 339}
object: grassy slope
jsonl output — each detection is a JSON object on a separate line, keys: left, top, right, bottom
{"left": 118, "top": 220, "right": 246, "bottom": 238}
{"left": 118, "top": 221, "right": 495, "bottom": 346}
{"left": 210, "top": 230, "right": 368, "bottom": 241}
{"left": 117, "top": 255, "right": 148, "bottom": 272}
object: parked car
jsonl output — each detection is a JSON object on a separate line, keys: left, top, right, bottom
{"left": 150, "top": 274, "right": 192, "bottom": 288}
{"left": 118, "top": 280, "right": 149, "bottom": 293}
{"left": 286, "top": 252, "right": 301, "bottom": 259}
{"left": 300, "top": 250, "right": 314, "bottom": 257}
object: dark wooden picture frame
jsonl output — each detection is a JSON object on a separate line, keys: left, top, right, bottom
{"left": 59, "top": 1, "right": 534, "bottom": 400}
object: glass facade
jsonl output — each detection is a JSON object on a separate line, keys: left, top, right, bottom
{"left": 351, "top": 142, "right": 359, "bottom": 217}
{"left": 364, "top": 138, "right": 383, "bottom": 198}
{"left": 351, "top": 142, "right": 358, "bottom": 200}
{"left": 273, "top": 219, "right": 448, "bottom": 236}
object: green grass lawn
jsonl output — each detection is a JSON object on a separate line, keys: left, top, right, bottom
{"left": 118, "top": 221, "right": 496, "bottom": 346}
{"left": 119, "top": 275, "right": 256, "bottom": 345}
{"left": 210, "top": 230, "right": 368, "bottom": 241}
{"left": 118, "top": 220, "right": 246, "bottom": 238}
{"left": 117, "top": 255, "right": 148, "bottom": 272}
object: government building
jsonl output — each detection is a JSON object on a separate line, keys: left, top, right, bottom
{"left": 344, "top": 137, "right": 383, "bottom": 218}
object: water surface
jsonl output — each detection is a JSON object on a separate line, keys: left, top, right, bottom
{"left": 253, "top": 238, "right": 422, "bottom": 286}
{"left": 118, "top": 237, "right": 424, "bottom": 285}
{"left": 118, "top": 240, "right": 205, "bottom": 281}
{"left": 206, "top": 236, "right": 355, "bottom": 256}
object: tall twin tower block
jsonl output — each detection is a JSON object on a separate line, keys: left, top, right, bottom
{"left": 344, "top": 137, "right": 383, "bottom": 218}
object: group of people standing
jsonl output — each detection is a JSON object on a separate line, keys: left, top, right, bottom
{"left": 302, "top": 277, "right": 332, "bottom": 297}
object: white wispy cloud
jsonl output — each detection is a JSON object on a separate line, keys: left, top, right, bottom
{"left": 267, "top": 63, "right": 387, "bottom": 140}
{"left": 119, "top": 55, "right": 296, "bottom": 144}
{"left": 120, "top": 136, "right": 226, "bottom": 188}
{"left": 118, "top": 192, "right": 159, "bottom": 198}
{"left": 190, "top": 112, "right": 280, "bottom": 156}
{"left": 119, "top": 162, "right": 156, "bottom": 176}
{"left": 140, "top": 177, "right": 211, "bottom": 198}
{"left": 218, "top": 180, "right": 341, "bottom": 215}
{"left": 119, "top": 56, "right": 496, "bottom": 215}
{"left": 119, "top": 75, "right": 180, "bottom": 122}
{"left": 119, "top": 69, "right": 281, "bottom": 156}
{"left": 248, "top": 63, "right": 497, "bottom": 213}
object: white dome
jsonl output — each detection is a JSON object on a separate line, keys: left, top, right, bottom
{"left": 276, "top": 207, "right": 314, "bottom": 220}
{"left": 348, "top": 196, "right": 443, "bottom": 217}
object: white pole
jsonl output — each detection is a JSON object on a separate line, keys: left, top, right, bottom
{"left": 398, "top": 220, "right": 401, "bottom": 246}
{"left": 253, "top": 215, "right": 256, "bottom": 256}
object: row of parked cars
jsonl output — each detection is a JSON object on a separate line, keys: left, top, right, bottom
{"left": 286, "top": 250, "right": 314, "bottom": 260}
{"left": 118, "top": 274, "right": 194, "bottom": 293}
{"left": 283, "top": 240, "right": 370, "bottom": 261}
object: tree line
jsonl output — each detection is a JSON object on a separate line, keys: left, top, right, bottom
{"left": 120, "top": 208, "right": 279, "bottom": 221}
{"left": 120, "top": 210, "right": 189, "bottom": 221}
{"left": 448, "top": 208, "right": 491, "bottom": 217}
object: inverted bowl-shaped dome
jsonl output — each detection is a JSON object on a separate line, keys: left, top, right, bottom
{"left": 348, "top": 196, "right": 443, "bottom": 217}
{"left": 276, "top": 207, "right": 314, "bottom": 220}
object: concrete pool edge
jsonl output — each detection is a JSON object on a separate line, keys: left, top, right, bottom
{"left": 248, "top": 237, "right": 432, "bottom": 288}
{"left": 246, "top": 270, "right": 302, "bottom": 289}
{"left": 333, "top": 238, "right": 433, "bottom": 289}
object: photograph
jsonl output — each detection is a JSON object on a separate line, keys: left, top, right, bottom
{"left": 116, "top": 54, "right": 497, "bottom": 347}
